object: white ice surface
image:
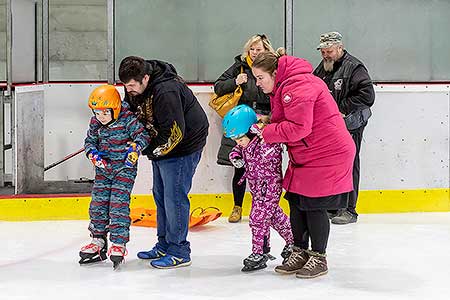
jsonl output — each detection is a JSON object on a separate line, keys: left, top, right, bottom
{"left": 2, "top": 213, "right": 450, "bottom": 300}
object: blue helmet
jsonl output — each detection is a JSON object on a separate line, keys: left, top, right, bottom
{"left": 222, "top": 104, "right": 257, "bottom": 139}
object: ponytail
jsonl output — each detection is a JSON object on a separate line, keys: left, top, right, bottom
{"left": 275, "top": 47, "right": 286, "bottom": 57}
{"left": 253, "top": 47, "right": 286, "bottom": 74}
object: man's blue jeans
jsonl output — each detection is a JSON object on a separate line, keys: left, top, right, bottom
{"left": 151, "top": 150, "right": 202, "bottom": 259}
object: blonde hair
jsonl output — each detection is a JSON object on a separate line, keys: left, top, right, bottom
{"left": 252, "top": 47, "right": 286, "bottom": 74}
{"left": 241, "top": 34, "right": 275, "bottom": 61}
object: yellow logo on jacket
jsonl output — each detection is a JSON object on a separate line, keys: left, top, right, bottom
{"left": 152, "top": 121, "right": 183, "bottom": 157}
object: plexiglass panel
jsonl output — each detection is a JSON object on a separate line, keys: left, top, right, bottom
{"left": 49, "top": 0, "right": 107, "bottom": 81}
{"left": 0, "top": 0, "right": 6, "bottom": 81}
{"left": 115, "top": 0, "right": 284, "bottom": 82}
{"left": 293, "top": 0, "right": 450, "bottom": 81}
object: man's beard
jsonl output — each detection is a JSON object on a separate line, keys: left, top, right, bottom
{"left": 323, "top": 59, "right": 334, "bottom": 72}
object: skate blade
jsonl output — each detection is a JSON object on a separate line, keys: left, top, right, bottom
{"left": 79, "top": 256, "right": 106, "bottom": 265}
{"left": 241, "top": 264, "right": 267, "bottom": 272}
{"left": 79, "top": 251, "right": 107, "bottom": 265}
{"left": 266, "top": 254, "right": 276, "bottom": 261}
{"left": 110, "top": 255, "right": 124, "bottom": 270}
{"left": 113, "top": 261, "right": 122, "bottom": 270}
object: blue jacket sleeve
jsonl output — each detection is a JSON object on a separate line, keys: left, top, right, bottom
{"left": 84, "top": 116, "right": 100, "bottom": 156}
{"left": 124, "top": 111, "right": 152, "bottom": 150}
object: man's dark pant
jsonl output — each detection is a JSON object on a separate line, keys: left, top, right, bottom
{"left": 152, "top": 150, "right": 202, "bottom": 259}
{"left": 348, "top": 125, "right": 365, "bottom": 216}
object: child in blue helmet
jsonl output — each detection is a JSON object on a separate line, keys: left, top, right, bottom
{"left": 223, "top": 104, "right": 294, "bottom": 272}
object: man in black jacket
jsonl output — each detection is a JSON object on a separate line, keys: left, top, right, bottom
{"left": 119, "top": 56, "right": 209, "bottom": 268}
{"left": 313, "top": 32, "right": 375, "bottom": 225}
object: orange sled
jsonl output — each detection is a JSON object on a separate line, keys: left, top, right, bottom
{"left": 131, "top": 207, "right": 222, "bottom": 228}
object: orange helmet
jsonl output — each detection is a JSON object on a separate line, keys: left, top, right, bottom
{"left": 88, "top": 85, "right": 121, "bottom": 120}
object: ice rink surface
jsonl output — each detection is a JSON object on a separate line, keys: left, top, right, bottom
{"left": 2, "top": 212, "right": 450, "bottom": 300}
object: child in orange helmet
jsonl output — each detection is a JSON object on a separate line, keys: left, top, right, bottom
{"left": 79, "top": 84, "right": 151, "bottom": 269}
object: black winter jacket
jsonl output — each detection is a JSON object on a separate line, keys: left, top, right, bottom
{"left": 124, "top": 60, "right": 209, "bottom": 160}
{"left": 214, "top": 55, "right": 271, "bottom": 165}
{"left": 313, "top": 51, "right": 375, "bottom": 115}
{"left": 214, "top": 55, "right": 270, "bottom": 114}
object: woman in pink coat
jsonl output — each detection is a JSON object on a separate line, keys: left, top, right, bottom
{"left": 251, "top": 49, "right": 356, "bottom": 279}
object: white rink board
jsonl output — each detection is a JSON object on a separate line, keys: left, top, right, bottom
{"left": 362, "top": 86, "right": 449, "bottom": 189}
{"left": 41, "top": 84, "right": 449, "bottom": 194}
{"left": 43, "top": 83, "right": 234, "bottom": 194}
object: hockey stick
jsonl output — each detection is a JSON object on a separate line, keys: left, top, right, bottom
{"left": 44, "top": 147, "right": 85, "bottom": 172}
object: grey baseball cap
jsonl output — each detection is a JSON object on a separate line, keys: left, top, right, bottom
{"left": 317, "top": 31, "right": 343, "bottom": 49}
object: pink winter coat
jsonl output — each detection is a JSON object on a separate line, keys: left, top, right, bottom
{"left": 262, "top": 56, "right": 356, "bottom": 197}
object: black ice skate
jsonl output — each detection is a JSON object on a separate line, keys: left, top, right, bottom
{"left": 79, "top": 235, "right": 108, "bottom": 265}
{"left": 263, "top": 241, "right": 276, "bottom": 261}
{"left": 281, "top": 244, "right": 294, "bottom": 264}
{"left": 265, "top": 253, "right": 277, "bottom": 261}
{"left": 241, "top": 253, "right": 269, "bottom": 272}
{"left": 108, "top": 243, "right": 127, "bottom": 270}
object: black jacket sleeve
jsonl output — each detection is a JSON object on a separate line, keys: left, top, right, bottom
{"left": 143, "top": 91, "right": 185, "bottom": 158}
{"left": 341, "top": 65, "right": 375, "bottom": 114}
{"left": 214, "top": 61, "right": 240, "bottom": 96}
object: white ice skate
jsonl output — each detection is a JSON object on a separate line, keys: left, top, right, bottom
{"left": 79, "top": 235, "right": 108, "bottom": 265}
{"left": 108, "top": 243, "right": 128, "bottom": 270}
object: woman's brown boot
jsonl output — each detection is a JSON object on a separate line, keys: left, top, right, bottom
{"left": 228, "top": 206, "right": 242, "bottom": 223}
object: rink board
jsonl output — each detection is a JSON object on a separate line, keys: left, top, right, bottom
{"left": 0, "top": 188, "right": 448, "bottom": 221}
{"left": 0, "top": 83, "right": 448, "bottom": 219}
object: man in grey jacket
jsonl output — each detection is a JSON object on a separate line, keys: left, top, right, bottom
{"left": 313, "top": 32, "right": 375, "bottom": 225}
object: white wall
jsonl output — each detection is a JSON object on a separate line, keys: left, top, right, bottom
{"left": 39, "top": 83, "right": 450, "bottom": 194}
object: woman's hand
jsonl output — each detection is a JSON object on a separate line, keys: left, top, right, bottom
{"left": 235, "top": 73, "right": 248, "bottom": 85}
{"left": 250, "top": 123, "right": 265, "bottom": 143}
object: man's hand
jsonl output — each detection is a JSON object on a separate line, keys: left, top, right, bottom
{"left": 229, "top": 151, "right": 245, "bottom": 168}
{"left": 88, "top": 150, "right": 107, "bottom": 168}
{"left": 125, "top": 142, "right": 142, "bottom": 167}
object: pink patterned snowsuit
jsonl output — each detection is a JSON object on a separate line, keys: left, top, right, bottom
{"left": 230, "top": 137, "right": 293, "bottom": 255}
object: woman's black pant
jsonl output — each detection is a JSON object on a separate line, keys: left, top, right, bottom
{"left": 288, "top": 199, "right": 330, "bottom": 254}
{"left": 232, "top": 167, "right": 246, "bottom": 207}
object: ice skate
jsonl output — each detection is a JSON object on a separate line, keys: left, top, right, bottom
{"left": 79, "top": 235, "right": 107, "bottom": 265}
{"left": 262, "top": 238, "right": 275, "bottom": 260}
{"left": 266, "top": 253, "right": 276, "bottom": 261}
{"left": 108, "top": 243, "right": 127, "bottom": 270}
{"left": 241, "top": 253, "right": 269, "bottom": 272}
{"left": 281, "top": 244, "right": 294, "bottom": 264}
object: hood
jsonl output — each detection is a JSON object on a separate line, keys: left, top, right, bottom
{"left": 146, "top": 60, "right": 179, "bottom": 91}
{"left": 275, "top": 56, "right": 313, "bottom": 90}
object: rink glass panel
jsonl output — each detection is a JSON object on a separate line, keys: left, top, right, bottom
{"left": 114, "top": 0, "right": 284, "bottom": 82}
{"left": 293, "top": 0, "right": 450, "bottom": 81}
{"left": 0, "top": 0, "right": 6, "bottom": 81}
{"left": 48, "top": 0, "right": 107, "bottom": 81}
